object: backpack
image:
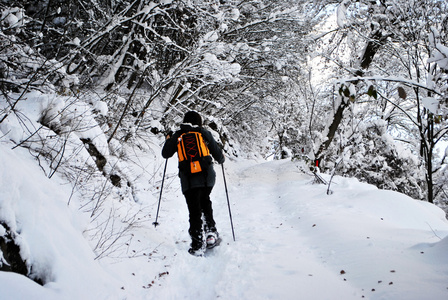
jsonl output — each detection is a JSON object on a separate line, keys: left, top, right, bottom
{"left": 177, "top": 131, "right": 211, "bottom": 174}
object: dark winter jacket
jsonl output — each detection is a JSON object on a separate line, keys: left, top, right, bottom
{"left": 162, "top": 124, "right": 225, "bottom": 193}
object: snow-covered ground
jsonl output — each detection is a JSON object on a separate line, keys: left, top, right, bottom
{"left": 1, "top": 143, "right": 448, "bottom": 300}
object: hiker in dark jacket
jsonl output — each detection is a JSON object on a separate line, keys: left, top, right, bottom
{"left": 162, "top": 111, "right": 225, "bottom": 255}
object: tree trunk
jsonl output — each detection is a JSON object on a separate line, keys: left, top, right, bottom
{"left": 314, "top": 29, "right": 387, "bottom": 165}
{"left": 425, "top": 117, "right": 435, "bottom": 203}
{"left": 315, "top": 100, "right": 349, "bottom": 163}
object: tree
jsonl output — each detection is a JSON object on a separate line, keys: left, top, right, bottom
{"left": 182, "top": 0, "right": 331, "bottom": 156}
{"left": 313, "top": 0, "right": 448, "bottom": 203}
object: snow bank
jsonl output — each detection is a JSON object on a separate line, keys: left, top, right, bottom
{"left": 0, "top": 143, "right": 119, "bottom": 299}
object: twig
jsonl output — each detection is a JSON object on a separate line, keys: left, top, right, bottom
{"left": 327, "top": 157, "right": 343, "bottom": 195}
{"left": 426, "top": 222, "right": 443, "bottom": 240}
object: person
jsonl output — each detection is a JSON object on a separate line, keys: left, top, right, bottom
{"left": 162, "top": 111, "right": 225, "bottom": 255}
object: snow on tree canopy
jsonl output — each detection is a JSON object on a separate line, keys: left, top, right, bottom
{"left": 422, "top": 97, "right": 439, "bottom": 114}
{"left": 428, "top": 43, "right": 448, "bottom": 70}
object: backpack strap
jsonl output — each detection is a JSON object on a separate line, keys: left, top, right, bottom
{"left": 177, "top": 133, "right": 188, "bottom": 162}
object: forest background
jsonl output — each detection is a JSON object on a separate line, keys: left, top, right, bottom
{"left": 1, "top": 0, "right": 448, "bottom": 285}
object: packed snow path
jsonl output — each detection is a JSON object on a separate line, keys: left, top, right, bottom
{"left": 147, "top": 160, "right": 360, "bottom": 299}
{"left": 134, "top": 159, "right": 448, "bottom": 300}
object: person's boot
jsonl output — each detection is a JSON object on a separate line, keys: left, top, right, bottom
{"left": 205, "top": 227, "right": 220, "bottom": 249}
{"left": 188, "top": 231, "right": 205, "bottom": 256}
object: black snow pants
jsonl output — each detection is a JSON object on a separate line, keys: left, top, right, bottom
{"left": 184, "top": 187, "right": 216, "bottom": 245}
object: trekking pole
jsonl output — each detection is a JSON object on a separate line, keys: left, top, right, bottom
{"left": 153, "top": 159, "right": 168, "bottom": 228}
{"left": 221, "top": 164, "right": 236, "bottom": 241}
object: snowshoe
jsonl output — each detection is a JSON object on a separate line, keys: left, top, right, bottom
{"left": 188, "top": 247, "right": 205, "bottom": 256}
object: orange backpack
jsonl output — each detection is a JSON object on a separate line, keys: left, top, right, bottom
{"left": 177, "top": 131, "right": 210, "bottom": 173}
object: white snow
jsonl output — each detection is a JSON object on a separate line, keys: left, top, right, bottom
{"left": 93, "top": 101, "right": 108, "bottom": 116}
{"left": 422, "top": 97, "right": 439, "bottom": 114}
{"left": 1, "top": 139, "right": 448, "bottom": 299}
{"left": 201, "top": 53, "right": 241, "bottom": 81}
{"left": 72, "top": 37, "right": 81, "bottom": 46}
{"left": 203, "top": 31, "right": 219, "bottom": 43}
{"left": 230, "top": 8, "right": 240, "bottom": 21}
{"left": 1, "top": 7, "right": 26, "bottom": 28}
{"left": 336, "top": 1, "right": 348, "bottom": 28}
{"left": 0, "top": 144, "right": 119, "bottom": 300}
{"left": 428, "top": 43, "right": 448, "bottom": 70}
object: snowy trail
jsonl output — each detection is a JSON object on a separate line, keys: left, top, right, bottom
{"left": 148, "top": 160, "right": 361, "bottom": 299}
{"left": 142, "top": 158, "right": 448, "bottom": 300}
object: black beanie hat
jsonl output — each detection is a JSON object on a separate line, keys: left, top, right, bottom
{"left": 183, "top": 111, "right": 202, "bottom": 127}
